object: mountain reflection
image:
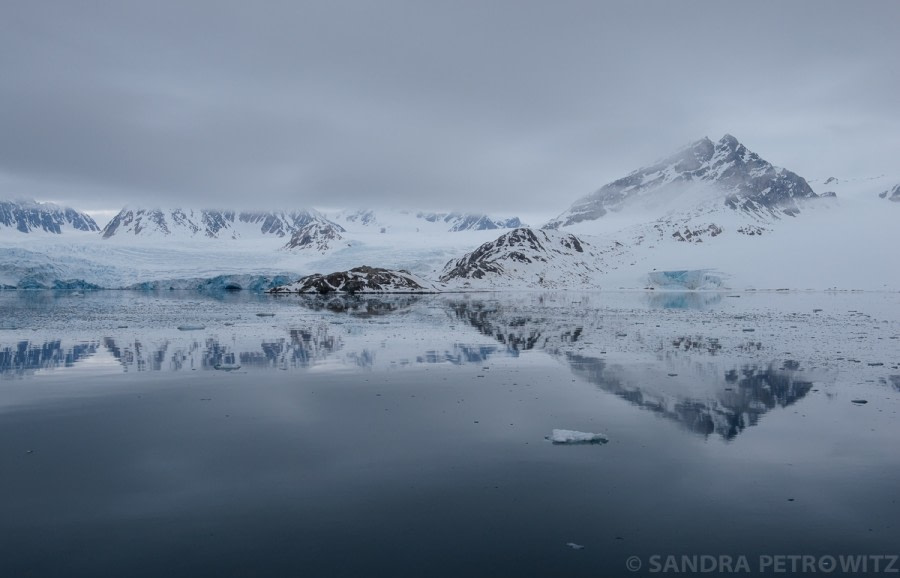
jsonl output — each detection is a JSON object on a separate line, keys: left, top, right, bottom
{"left": 449, "top": 299, "right": 817, "bottom": 440}
{"left": 567, "top": 354, "right": 812, "bottom": 439}
{"left": 417, "top": 345, "right": 502, "bottom": 365}
{"left": 289, "top": 294, "right": 422, "bottom": 316}
{"left": 0, "top": 340, "right": 101, "bottom": 378}
{"left": 448, "top": 301, "right": 545, "bottom": 353}
{"left": 102, "top": 327, "right": 344, "bottom": 372}
{"left": 1, "top": 293, "right": 825, "bottom": 440}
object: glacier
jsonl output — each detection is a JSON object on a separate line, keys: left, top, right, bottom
{"left": 646, "top": 270, "right": 725, "bottom": 290}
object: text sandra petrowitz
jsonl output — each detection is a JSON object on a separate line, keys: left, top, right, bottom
{"left": 625, "top": 554, "right": 899, "bottom": 573}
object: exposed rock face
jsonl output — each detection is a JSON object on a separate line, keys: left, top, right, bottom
{"left": 878, "top": 184, "right": 900, "bottom": 201}
{"left": 440, "top": 227, "right": 595, "bottom": 286}
{"left": 281, "top": 221, "right": 345, "bottom": 251}
{"left": 671, "top": 224, "right": 723, "bottom": 243}
{"left": 101, "top": 208, "right": 341, "bottom": 240}
{"left": 342, "top": 209, "right": 377, "bottom": 225}
{"left": 416, "top": 211, "right": 522, "bottom": 232}
{"left": 0, "top": 199, "right": 99, "bottom": 233}
{"left": 268, "top": 266, "right": 438, "bottom": 294}
{"left": 545, "top": 134, "right": 818, "bottom": 228}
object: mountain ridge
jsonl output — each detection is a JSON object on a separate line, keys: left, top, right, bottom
{"left": 0, "top": 199, "right": 99, "bottom": 234}
{"left": 545, "top": 134, "right": 818, "bottom": 229}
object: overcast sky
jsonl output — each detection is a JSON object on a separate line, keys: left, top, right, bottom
{"left": 1, "top": 0, "right": 898, "bottom": 218}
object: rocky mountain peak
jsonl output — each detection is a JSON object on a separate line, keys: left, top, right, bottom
{"left": 439, "top": 227, "right": 596, "bottom": 287}
{"left": 545, "top": 134, "right": 817, "bottom": 228}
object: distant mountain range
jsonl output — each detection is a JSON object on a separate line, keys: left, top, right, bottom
{"left": 0, "top": 199, "right": 99, "bottom": 234}
{"left": 1, "top": 134, "right": 897, "bottom": 290}
{"left": 100, "top": 208, "right": 334, "bottom": 240}
{"left": 415, "top": 212, "right": 522, "bottom": 232}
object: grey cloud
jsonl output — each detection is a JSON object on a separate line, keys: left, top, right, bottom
{"left": 1, "top": 0, "right": 898, "bottom": 213}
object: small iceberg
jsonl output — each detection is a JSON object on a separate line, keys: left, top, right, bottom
{"left": 214, "top": 363, "right": 242, "bottom": 371}
{"left": 177, "top": 324, "right": 206, "bottom": 331}
{"left": 547, "top": 429, "right": 609, "bottom": 444}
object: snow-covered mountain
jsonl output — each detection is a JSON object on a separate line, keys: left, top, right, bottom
{"left": 416, "top": 212, "right": 522, "bottom": 232}
{"left": 440, "top": 228, "right": 605, "bottom": 288}
{"left": 101, "top": 207, "right": 338, "bottom": 240}
{"left": 879, "top": 183, "right": 900, "bottom": 202}
{"left": 0, "top": 199, "right": 99, "bottom": 234}
{"left": 2, "top": 133, "right": 898, "bottom": 292}
{"left": 327, "top": 209, "right": 523, "bottom": 233}
{"left": 281, "top": 220, "right": 346, "bottom": 251}
{"left": 545, "top": 134, "right": 817, "bottom": 229}
{"left": 438, "top": 136, "right": 899, "bottom": 291}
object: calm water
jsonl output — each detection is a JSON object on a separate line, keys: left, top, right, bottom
{"left": 1, "top": 290, "right": 899, "bottom": 577}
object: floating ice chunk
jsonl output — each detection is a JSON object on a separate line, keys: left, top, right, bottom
{"left": 646, "top": 269, "right": 724, "bottom": 290}
{"left": 177, "top": 325, "right": 206, "bottom": 331}
{"left": 566, "top": 542, "right": 585, "bottom": 550}
{"left": 548, "top": 429, "right": 609, "bottom": 444}
{"left": 214, "top": 363, "right": 242, "bottom": 371}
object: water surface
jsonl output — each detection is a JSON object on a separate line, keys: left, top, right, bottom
{"left": 1, "top": 290, "right": 898, "bottom": 576}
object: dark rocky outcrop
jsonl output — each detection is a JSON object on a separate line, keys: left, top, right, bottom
{"left": 269, "top": 266, "right": 437, "bottom": 294}
{"left": 440, "top": 227, "right": 591, "bottom": 283}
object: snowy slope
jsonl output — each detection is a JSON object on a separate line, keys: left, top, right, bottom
{"left": 545, "top": 134, "right": 817, "bottom": 229}
{"left": 101, "top": 207, "right": 339, "bottom": 240}
{"left": 0, "top": 206, "right": 507, "bottom": 289}
{"left": 882, "top": 184, "right": 900, "bottom": 202}
{"left": 2, "top": 134, "right": 897, "bottom": 291}
{"left": 282, "top": 220, "right": 346, "bottom": 251}
{"left": 0, "top": 199, "right": 99, "bottom": 234}
{"left": 327, "top": 208, "right": 524, "bottom": 234}
{"left": 440, "top": 228, "right": 605, "bottom": 289}
{"left": 448, "top": 191, "right": 900, "bottom": 291}
{"left": 442, "top": 136, "right": 899, "bottom": 291}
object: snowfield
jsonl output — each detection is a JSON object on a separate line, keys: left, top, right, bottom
{"left": 2, "top": 188, "right": 897, "bottom": 292}
{"left": 1, "top": 135, "right": 898, "bottom": 292}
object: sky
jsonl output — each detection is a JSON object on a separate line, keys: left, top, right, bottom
{"left": 1, "top": 0, "right": 898, "bottom": 220}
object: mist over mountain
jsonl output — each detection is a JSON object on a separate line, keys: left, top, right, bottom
{"left": 545, "top": 134, "right": 818, "bottom": 229}
{"left": 0, "top": 133, "right": 897, "bottom": 292}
